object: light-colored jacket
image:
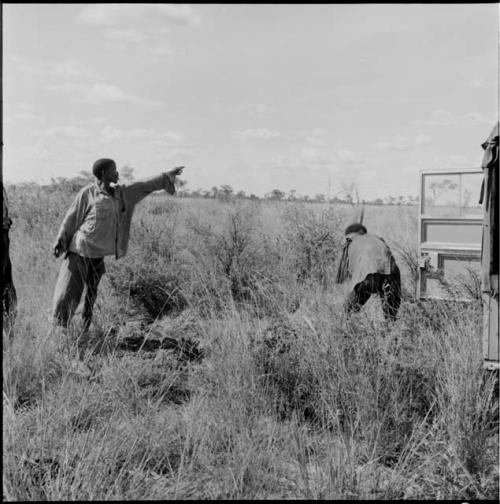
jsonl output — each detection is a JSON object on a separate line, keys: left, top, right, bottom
{"left": 338, "top": 232, "right": 398, "bottom": 291}
{"left": 56, "top": 173, "right": 175, "bottom": 259}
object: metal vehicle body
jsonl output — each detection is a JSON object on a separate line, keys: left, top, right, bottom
{"left": 418, "top": 166, "right": 498, "bottom": 369}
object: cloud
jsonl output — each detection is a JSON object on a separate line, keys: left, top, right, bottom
{"left": 98, "top": 125, "right": 189, "bottom": 149}
{"left": 100, "top": 126, "right": 123, "bottom": 142}
{"left": 375, "top": 133, "right": 434, "bottom": 151}
{"left": 25, "top": 125, "right": 91, "bottom": 162}
{"left": 12, "top": 56, "right": 162, "bottom": 107}
{"left": 414, "top": 133, "right": 433, "bottom": 145}
{"left": 5, "top": 111, "right": 41, "bottom": 123}
{"left": 11, "top": 56, "right": 99, "bottom": 80}
{"left": 104, "top": 28, "right": 149, "bottom": 44}
{"left": 337, "top": 149, "right": 365, "bottom": 164}
{"left": 46, "top": 82, "right": 87, "bottom": 95}
{"left": 78, "top": 4, "right": 202, "bottom": 28}
{"left": 415, "top": 110, "right": 497, "bottom": 127}
{"left": 47, "top": 81, "right": 164, "bottom": 107}
{"left": 212, "top": 102, "right": 273, "bottom": 118}
{"left": 443, "top": 154, "right": 471, "bottom": 168}
{"left": 151, "top": 131, "right": 186, "bottom": 148}
{"left": 470, "top": 78, "right": 486, "bottom": 88}
{"left": 270, "top": 145, "right": 365, "bottom": 177}
{"left": 232, "top": 128, "right": 281, "bottom": 140}
{"left": 78, "top": 6, "right": 193, "bottom": 56}
{"left": 86, "top": 83, "right": 164, "bottom": 107}
{"left": 297, "top": 128, "right": 328, "bottom": 146}
{"left": 43, "top": 125, "right": 91, "bottom": 140}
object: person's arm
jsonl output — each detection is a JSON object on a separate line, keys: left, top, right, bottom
{"left": 120, "top": 166, "right": 184, "bottom": 206}
{"left": 53, "top": 188, "right": 90, "bottom": 257}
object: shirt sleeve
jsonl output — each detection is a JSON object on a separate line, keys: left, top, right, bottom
{"left": 119, "top": 172, "right": 175, "bottom": 207}
{"left": 55, "top": 188, "right": 90, "bottom": 250}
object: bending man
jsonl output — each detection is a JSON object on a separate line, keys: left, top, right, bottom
{"left": 336, "top": 223, "right": 401, "bottom": 320}
{"left": 52, "top": 158, "right": 184, "bottom": 331}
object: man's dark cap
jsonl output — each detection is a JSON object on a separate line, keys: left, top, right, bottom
{"left": 345, "top": 223, "right": 367, "bottom": 235}
{"left": 92, "top": 158, "right": 116, "bottom": 179}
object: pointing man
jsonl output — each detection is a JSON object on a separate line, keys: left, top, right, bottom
{"left": 52, "top": 159, "right": 184, "bottom": 331}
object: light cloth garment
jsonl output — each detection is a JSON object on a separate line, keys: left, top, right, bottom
{"left": 336, "top": 231, "right": 401, "bottom": 320}
{"left": 55, "top": 172, "right": 176, "bottom": 259}
{"left": 338, "top": 233, "right": 398, "bottom": 292}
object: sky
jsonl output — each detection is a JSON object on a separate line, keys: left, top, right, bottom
{"left": 2, "top": 3, "right": 499, "bottom": 200}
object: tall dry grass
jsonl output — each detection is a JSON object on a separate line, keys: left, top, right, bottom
{"left": 3, "top": 185, "right": 498, "bottom": 500}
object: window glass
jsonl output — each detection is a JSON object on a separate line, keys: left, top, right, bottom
{"left": 422, "top": 172, "right": 483, "bottom": 217}
{"left": 421, "top": 256, "right": 481, "bottom": 299}
{"left": 423, "top": 222, "right": 482, "bottom": 244}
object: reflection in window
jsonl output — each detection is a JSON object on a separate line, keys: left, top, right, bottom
{"left": 423, "top": 173, "right": 483, "bottom": 217}
{"left": 421, "top": 258, "right": 481, "bottom": 300}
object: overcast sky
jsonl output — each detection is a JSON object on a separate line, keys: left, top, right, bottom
{"left": 3, "top": 3, "right": 499, "bottom": 200}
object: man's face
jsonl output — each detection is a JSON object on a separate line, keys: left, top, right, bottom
{"left": 104, "top": 163, "right": 119, "bottom": 184}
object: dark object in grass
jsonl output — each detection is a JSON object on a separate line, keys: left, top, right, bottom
{"left": 117, "top": 334, "right": 204, "bottom": 363}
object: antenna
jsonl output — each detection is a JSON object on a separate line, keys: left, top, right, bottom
{"left": 359, "top": 205, "right": 365, "bottom": 225}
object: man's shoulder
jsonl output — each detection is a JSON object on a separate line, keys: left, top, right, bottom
{"left": 352, "top": 233, "right": 387, "bottom": 248}
{"left": 73, "top": 183, "right": 98, "bottom": 199}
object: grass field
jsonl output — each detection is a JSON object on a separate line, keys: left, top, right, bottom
{"left": 3, "top": 183, "right": 499, "bottom": 500}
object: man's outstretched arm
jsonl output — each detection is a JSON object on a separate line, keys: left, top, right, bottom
{"left": 121, "top": 166, "right": 184, "bottom": 206}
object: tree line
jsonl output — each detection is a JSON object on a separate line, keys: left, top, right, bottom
{"left": 20, "top": 165, "right": 418, "bottom": 206}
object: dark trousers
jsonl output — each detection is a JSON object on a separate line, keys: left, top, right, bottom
{"left": 345, "top": 270, "right": 401, "bottom": 321}
{"left": 2, "top": 230, "right": 17, "bottom": 329}
{"left": 52, "top": 251, "right": 105, "bottom": 331}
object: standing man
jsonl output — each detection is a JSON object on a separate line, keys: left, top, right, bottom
{"left": 336, "top": 223, "right": 401, "bottom": 321}
{"left": 52, "top": 158, "right": 184, "bottom": 331}
{"left": 2, "top": 183, "right": 17, "bottom": 331}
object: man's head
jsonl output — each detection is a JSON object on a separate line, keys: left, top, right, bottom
{"left": 344, "top": 223, "right": 367, "bottom": 236}
{"left": 92, "top": 158, "right": 119, "bottom": 184}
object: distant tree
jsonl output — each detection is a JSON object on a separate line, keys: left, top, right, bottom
{"left": 176, "top": 179, "right": 189, "bottom": 197}
{"left": 428, "top": 178, "right": 458, "bottom": 203}
{"left": 373, "top": 198, "right": 384, "bottom": 206}
{"left": 120, "top": 165, "right": 135, "bottom": 182}
{"left": 397, "top": 195, "right": 405, "bottom": 205}
{"left": 288, "top": 189, "right": 298, "bottom": 201}
{"left": 236, "top": 190, "right": 246, "bottom": 199}
{"left": 78, "top": 170, "right": 94, "bottom": 182}
{"left": 269, "top": 188, "right": 285, "bottom": 201}
{"left": 210, "top": 186, "right": 219, "bottom": 199}
{"left": 219, "top": 184, "right": 234, "bottom": 201}
{"left": 249, "top": 194, "right": 259, "bottom": 200}
{"left": 315, "top": 193, "right": 326, "bottom": 203}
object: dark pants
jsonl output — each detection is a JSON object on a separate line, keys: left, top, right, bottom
{"left": 52, "top": 251, "right": 105, "bottom": 331}
{"left": 345, "top": 270, "right": 401, "bottom": 321}
{"left": 2, "top": 229, "right": 17, "bottom": 330}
